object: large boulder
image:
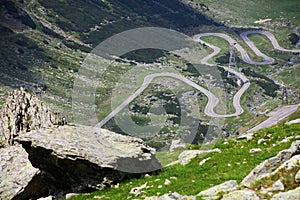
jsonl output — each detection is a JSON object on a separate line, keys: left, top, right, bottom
{"left": 0, "top": 145, "right": 48, "bottom": 200}
{"left": 241, "top": 140, "right": 300, "bottom": 187}
{"left": 0, "top": 87, "right": 63, "bottom": 145}
{"left": 15, "top": 125, "right": 162, "bottom": 197}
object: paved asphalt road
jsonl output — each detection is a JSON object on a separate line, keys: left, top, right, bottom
{"left": 97, "top": 30, "right": 300, "bottom": 128}
{"left": 247, "top": 104, "right": 300, "bottom": 133}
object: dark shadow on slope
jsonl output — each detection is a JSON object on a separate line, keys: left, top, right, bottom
{"left": 38, "top": 0, "right": 222, "bottom": 47}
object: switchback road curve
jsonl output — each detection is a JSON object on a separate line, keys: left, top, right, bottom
{"left": 97, "top": 30, "right": 300, "bottom": 127}
{"left": 193, "top": 30, "right": 300, "bottom": 66}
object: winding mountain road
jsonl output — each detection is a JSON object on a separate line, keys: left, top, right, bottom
{"left": 97, "top": 30, "right": 300, "bottom": 128}
{"left": 193, "top": 30, "right": 300, "bottom": 66}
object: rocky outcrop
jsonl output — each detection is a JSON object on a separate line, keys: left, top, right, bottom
{"left": 0, "top": 88, "right": 63, "bottom": 146}
{"left": 197, "top": 180, "right": 238, "bottom": 200}
{"left": 237, "top": 132, "right": 254, "bottom": 140}
{"left": 270, "top": 187, "right": 300, "bottom": 200}
{"left": 295, "top": 170, "right": 300, "bottom": 182}
{"left": 221, "top": 189, "right": 259, "bottom": 200}
{"left": 0, "top": 88, "right": 64, "bottom": 199}
{"left": 0, "top": 145, "right": 48, "bottom": 200}
{"left": 0, "top": 88, "right": 161, "bottom": 199}
{"left": 285, "top": 118, "right": 300, "bottom": 125}
{"left": 178, "top": 149, "right": 221, "bottom": 165}
{"left": 260, "top": 180, "right": 284, "bottom": 194}
{"left": 241, "top": 140, "right": 300, "bottom": 187}
{"left": 194, "top": 141, "right": 300, "bottom": 200}
{"left": 15, "top": 125, "right": 161, "bottom": 197}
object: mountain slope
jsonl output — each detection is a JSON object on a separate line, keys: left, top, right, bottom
{"left": 0, "top": 0, "right": 221, "bottom": 117}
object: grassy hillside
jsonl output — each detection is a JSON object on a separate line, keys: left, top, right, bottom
{"left": 0, "top": 1, "right": 299, "bottom": 199}
{"left": 69, "top": 109, "right": 300, "bottom": 199}
{"left": 182, "top": 0, "right": 300, "bottom": 28}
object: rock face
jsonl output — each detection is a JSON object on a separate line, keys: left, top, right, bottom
{"left": 15, "top": 125, "right": 162, "bottom": 197}
{"left": 0, "top": 88, "right": 62, "bottom": 145}
{"left": 241, "top": 140, "right": 300, "bottom": 187}
{"left": 0, "top": 88, "right": 161, "bottom": 199}
{"left": 0, "top": 145, "right": 48, "bottom": 200}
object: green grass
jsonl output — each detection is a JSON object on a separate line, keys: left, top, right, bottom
{"left": 274, "top": 64, "right": 300, "bottom": 91}
{"left": 189, "top": 0, "right": 300, "bottom": 28}
{"left": 68, "top": 121, "right": 300, "bottom": 200}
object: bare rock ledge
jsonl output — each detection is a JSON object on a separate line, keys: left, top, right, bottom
{"left": 14, "top": 125, "right": 161, "bottom": 198}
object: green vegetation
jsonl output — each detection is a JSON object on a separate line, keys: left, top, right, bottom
{"left": 69, "top": 118, "right": 300, "bottom": 199}
{"left": 0, "top": 1, "right": 299, "bottom": 199}
{"left": 186, "top": 0, "right": 300, "bottom": 28}
{"left": 37, "top": 0, "right": 218, "bottom": 46}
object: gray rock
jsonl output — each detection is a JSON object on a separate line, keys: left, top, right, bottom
{"left": 0, "top": 145, "right": 48, "bottom": 200}
{"left": 279, "top": 136, "right": 294, "bottom": 144}
{"left": 178, "top": 149, "right": 221, "bottom": 165}
{"left": 145, "top": 197, "right": 159, "bottom": 200}
{"left": 257, "top": 138, "right": 265, "bottom": 145}
{"left": 222, "top": 189, "right": 259, "bottom": 200}
{"left": 285, "top": 118, "right": 300, "bottom": 125}
{"left": 270, "top": 187, "right": 300, "bottom": 200}
{"left": 169, "top": 139, "right": 186, "bottom": 152}
{"left": 0, "top": 87, "right": 62, "bottom": 146}
{"left": 237, "top": 132, "right": 254, "bottom": 141}
{"left": 165, "top": 160, "right": 180, "bottom": 167}
{"left": 159, "top": 192, "right": 196, "bottom": 200}
{"left": 16, "top": 125, "right": 161, "bottom": 196}
{"left": 241, "top": 140, "right": 300, "bottom": 187}
{"left": 144, "top": 196, "right": 159, "bottom": 200}
{"left": 261, "top": 180, "right": 284, "bottom": 194}
{"left": 197, "top": 180, "right": 238, "bottom": 199}
{"left": 249, "top": 148, "right": 262, "bottom": 153}
{"left": 130, "top": 182, "right": 148, "bottom": 196}
{"left": 66, "top": 193, "right": 79, "bottom": 199}
{"left": 271, "top": 180, "right": 284, "bottom": 191}
{"left": 164, "top": 179, "right": 171, "bottom": 185}
{"left": 295, "top": 170, "right": 300, "bottom": 182}
{"left": 199, "top": 157, "right": 211, "bottom": 166}
{"left": 277, "top": 154, "right": 300, "bottom": 171}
